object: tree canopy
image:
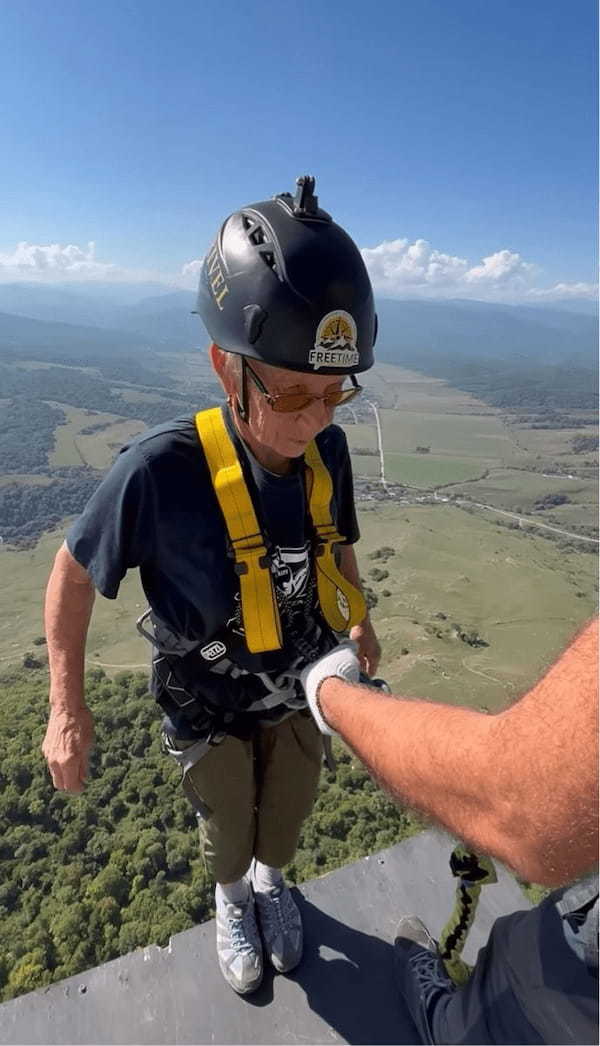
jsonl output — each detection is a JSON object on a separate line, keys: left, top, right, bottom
{"left": 0, "top": 665, "right": 422, "bottom": 1002}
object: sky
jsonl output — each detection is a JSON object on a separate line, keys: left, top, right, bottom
{"left": 0, "top": 0, "right": 597, "bottom": 303}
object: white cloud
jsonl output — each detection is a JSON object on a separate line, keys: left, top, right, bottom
{"left": 0, "top": 241, "right": 117, "bottom": 279}
{"left": 527, "top": 281, "right": 599, "bottom": 300}
{"left": 180, "top": 257, "right": 203, "bottom": 288}
{"left": 0, "top": 241, "right": 167, "bottom": 285}
{"left": 360, "top": 239, "right": 544, "bottom": 301}
{"left": 361, "top": 238, "right": 469, "bottom": 295}
{"left": 464, "top": 249, "right": 536, "bottom": 285}
{"left": 1, "top": 239, "right": 595, "bottom": 305}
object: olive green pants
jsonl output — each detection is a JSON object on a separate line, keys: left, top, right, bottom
{"left": 177, "top": 712, "right": 323, "bottom": 883}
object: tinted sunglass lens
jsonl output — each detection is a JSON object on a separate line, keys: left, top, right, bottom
{"left": 325, "top": 387, "right": 360, "bottom": 406}
{"left": 272, "top": 385, "right": 361, "bottom": 412}
{"left": 273, "top": 394, "right": 313, "bottom": 413}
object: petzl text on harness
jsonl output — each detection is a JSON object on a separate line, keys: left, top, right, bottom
{"left": 438, "top": 844, "right": 497, "bottom": 985}
{"left": 195, "top": 407, "right": 366, "bottom": 654}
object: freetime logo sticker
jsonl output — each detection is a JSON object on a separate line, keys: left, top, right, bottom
{"left": 309, "top": 310, "right": 359, "bottom": 369}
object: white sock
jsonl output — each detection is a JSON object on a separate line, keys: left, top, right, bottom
{"left": 216, "top": 878, "right": 250, "bottom": 906}
{"left": 252, "top": 861, "right": 283, "bottom": 892}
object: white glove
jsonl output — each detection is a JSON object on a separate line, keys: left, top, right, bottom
{"left": 300, "top": 641, "right": 360, "bottom": 735}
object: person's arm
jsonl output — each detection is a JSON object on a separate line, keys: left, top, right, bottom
{"left": 42, "top": 542, "right": 96, "bottom": 793}
{"left": 338, "top": 543, "right": 381, "bottom": 676}
{"left": 307, "top": 620, "right": 598, "bottom": 887}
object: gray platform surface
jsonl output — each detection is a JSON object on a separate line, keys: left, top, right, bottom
{"left": 0, "top": 831, "right": 530, "bottom": 1045}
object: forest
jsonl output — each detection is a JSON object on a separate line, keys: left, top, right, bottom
{"left": 0, "top": 368, "right": 209, "bottom": 436}
{"left": 0, "top": 399, "right": 65, "bottom": 474}
{"left": 0, "top": 665, "right": 423, "bottom": 1002}
{"left": 0, "top": 360, "right": 221, "bottom": 546}
{"left": 400, "top": 358, "right": 599, "bottom": 410}
{"left": 0, "top": 471, "right": 102, "bottom": 547}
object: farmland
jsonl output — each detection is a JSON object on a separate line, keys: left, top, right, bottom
{"left": 1, "top": 357, "right": 596, "bottom": 706}
{"left": 48, "top": 403, "right": 146, "bottom": 470}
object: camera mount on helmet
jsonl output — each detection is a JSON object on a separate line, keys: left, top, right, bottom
{"left": 274, "top": 175, "right": 332, "bottom": 222}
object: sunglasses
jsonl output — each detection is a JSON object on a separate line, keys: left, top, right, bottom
{"left": 243, "top": 359, "right": 362, "bottom": 413}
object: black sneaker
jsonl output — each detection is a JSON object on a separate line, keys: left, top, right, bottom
{"left": 394, "top": 916, "right": 456, "bottom": 1045}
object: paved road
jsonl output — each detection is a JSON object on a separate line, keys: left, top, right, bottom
{"left": 448, "top": 495, "right": 599, "bottom": 545}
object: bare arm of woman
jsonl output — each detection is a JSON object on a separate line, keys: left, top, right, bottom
{"left": 42, "top": 542, "right": 96, "bottom": 793}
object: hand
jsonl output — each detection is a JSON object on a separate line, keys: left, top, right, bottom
{"left": 350, "top": 617, "right": 382, "bottom": 676}
{"left": 300, "top": 641, "right": 360, "bottom": 734}
{"left": 42, "top": 705, "right": 94, "bottom": 793}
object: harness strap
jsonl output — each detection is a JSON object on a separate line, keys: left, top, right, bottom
{"left": 195, "top": 406, "right": 366, "bottom": 654}
{"left": 304, "top": 439, "right": 367, "bottom": 632}
{"left": 195, "top": 408, "right": 282, "bottom": 653}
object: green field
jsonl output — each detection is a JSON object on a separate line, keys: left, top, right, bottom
{"left": 384, "top": 454, "right": 487, "bottom": 486}
{"left": 356, "top": 502, "right": 597, "bottom": 712}
{"left": 380, "top": 408, "right": 524, "bottom": 461}
{"left": 362, "top": 362, "right": 498, "bottom": 414}
{"left": 2, "top": 356, "right": 597, "bottom": 710}
{"left": 13, "top": 359, "right": 101, "bottom": 377}
{"left": 447, "top": 467, "right": 597, "bottom": 518}
{"left": 1, "top": 504, "right": 596, "bottom": 719}
{"left": 48, "top": 404, "right": 146, "bottom": 470}
{"left": 344, "top": 422, "right": 378, "bottom": 453}
{"left": 339, "top": 368, "right": 598, "bottom": 533}
{"left": 0, "top": 529, "right": 149, "bottom": 670}
{"left": 508, "top": 423, "right": 598, "bottom": 481}
{"left": 112, "top": 388, "right": 165, "bottom": 404}
{"left": 345, "top": 403, "right": 527, "bottom": 488}
{"left": 0, "top": 474, "right": 54, "bottom": 488}
{"left": 371, "top": 405, "right": 534, "bottom": 489}
{"left": 350, "top": 454, "right": 380, "bottom": 477}
{"left": 513, "top": 425, "right": 597, "bottom": 458}
{"left": 541, "top": 501, "right": 599, "bottom": 531}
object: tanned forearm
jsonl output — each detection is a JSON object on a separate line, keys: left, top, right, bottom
{"left": 45, "top": 542, "right": 95, "bottom": 711}
{"left": 319, "top": 620, "right": 598, "bottom": 887}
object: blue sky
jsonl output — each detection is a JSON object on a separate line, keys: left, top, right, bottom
{"left": 0, "top": 0, "right": 597, "bottom": 302}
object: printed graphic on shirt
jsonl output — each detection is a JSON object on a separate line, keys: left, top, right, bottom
{"left": 226, "top": 541, "right": 316, "bottom": 641}
{"left": 270, "top": 545, "right": 311, "bottom": 600}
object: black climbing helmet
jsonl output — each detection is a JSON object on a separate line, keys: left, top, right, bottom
{"left": 195, "top": 175, "right": 377, "bottom": 375}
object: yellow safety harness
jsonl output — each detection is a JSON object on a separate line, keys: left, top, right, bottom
{"left": 195, "top": 407, "right": 366, "bottom": 654}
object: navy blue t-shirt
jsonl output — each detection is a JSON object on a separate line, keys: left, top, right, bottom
{"left": 67, "top": 406, "right": 359, "bottom": 684}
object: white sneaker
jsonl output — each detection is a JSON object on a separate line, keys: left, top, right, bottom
{"left": 215, "top": 888, "right": 263, "bottom": 995}
{"left": 253, "top": 882, "right": 303, "bottom": 973}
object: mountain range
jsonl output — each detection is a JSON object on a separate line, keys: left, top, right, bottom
{"left": 0, "top": 283, "right": 597, "bottom": 411}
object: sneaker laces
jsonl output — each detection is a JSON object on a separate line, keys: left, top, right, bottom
{"left": 261, "top": 886, "right": 296, "bottom": 937}
{"left": 225, "top": 905, "right": 258, "bottom": 956}
{"left": 408, "top": 948, "right": 454, "bottom": 1011}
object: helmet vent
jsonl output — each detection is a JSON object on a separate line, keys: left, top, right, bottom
{"left": 258, "top": 248, "right": 278, "bottom": 275}
{"left": 242, "top": 214, "right": 267, "bottom": 246}
{"left": 241, "top": 213, "right": 282, "bottom": 278}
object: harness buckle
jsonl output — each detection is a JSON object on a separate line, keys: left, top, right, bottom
{"left": 314, "top": 526, "right": 344, "bottom": 557}
{"left": 232, "top": 539, "right": 272, "bottom": 576}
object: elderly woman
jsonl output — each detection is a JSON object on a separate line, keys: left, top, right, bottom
{"left": 42, "top": 176, "right": 380, "bottom": 994}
